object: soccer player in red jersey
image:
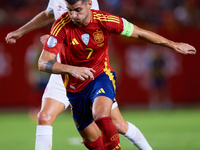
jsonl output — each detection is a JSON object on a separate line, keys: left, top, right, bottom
{"left": 38, "top": 0, "right": 196, "bottom": 149}
{"left": 6, "top": 1, "right": 154, "bottom": 149}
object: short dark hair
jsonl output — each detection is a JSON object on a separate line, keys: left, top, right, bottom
{"left": 65, "top": 0, "right": 88, "bottom": 5}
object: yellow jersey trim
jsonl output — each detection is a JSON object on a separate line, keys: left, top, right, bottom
{"left": 103, "top": 58, "right": 116, "bottom": 92}
{"left": 51, "top": 14, "right": 71, "bottom": 36}
{"left": 93, "top": 12, "right": 120, "bottom": 24}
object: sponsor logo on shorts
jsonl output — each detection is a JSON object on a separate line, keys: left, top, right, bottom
{"left": 97, "top": 88, "right": 105, "bottom": 94}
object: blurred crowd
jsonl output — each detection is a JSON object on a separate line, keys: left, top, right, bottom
{"left": 0, "top": 0, "right": 47, "bottom": 25}
{"left": 0, "top": 0, "right": 200, "bottom": 28}
{"left": 101, "top": 0, "right": 200, "bottom": 28}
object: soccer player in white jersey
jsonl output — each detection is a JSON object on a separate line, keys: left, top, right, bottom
{"left": 5, "top": 0, "right": 153, "bottom": 150}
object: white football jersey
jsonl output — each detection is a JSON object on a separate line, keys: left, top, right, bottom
{"left": 46, "top": 0, "right": 100, "bottom": 20}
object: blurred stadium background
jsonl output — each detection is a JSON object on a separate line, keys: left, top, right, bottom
{"left": 0, "top": 0, "right": 200, "bottom": 149}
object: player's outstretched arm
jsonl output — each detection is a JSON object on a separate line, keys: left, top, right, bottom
{"left": 38, "top": 50, "right": 95, "bottom": 81}
{"left": 130, "top": 24, "right": 196, "bottom": 55}
{"left": 5, "top": 10, "right": 54, "bottom": 44}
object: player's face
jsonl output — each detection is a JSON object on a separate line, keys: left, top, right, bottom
{"left": 66, "top": 0, "right": 92, "bottom": 26}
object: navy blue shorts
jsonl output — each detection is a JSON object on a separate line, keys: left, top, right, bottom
{"left": 67, "top": 71, "right": 116, "bottom": 131}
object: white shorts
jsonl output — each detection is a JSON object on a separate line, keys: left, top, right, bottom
{"left": 42, "top": 74, "right": 70, "bottom": 109}
{"left": 42, "top": 74, "right": 118, "bottom": 110}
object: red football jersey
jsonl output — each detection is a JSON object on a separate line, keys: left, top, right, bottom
{"left": 44, "top": 9, "right": 124, "bottom": 92}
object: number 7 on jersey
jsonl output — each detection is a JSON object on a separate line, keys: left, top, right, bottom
{"left": 85, "top": 48, "right": 94, "bottom": 59}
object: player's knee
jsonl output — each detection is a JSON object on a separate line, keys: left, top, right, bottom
{"left": 93, "top": 111, "right": 109, "bottom": 120}
{"left": 37, "top": 111, "right": 53, "bottom": 125}
{"left": 113, "top": 121, "right": 128, "bottom": 135}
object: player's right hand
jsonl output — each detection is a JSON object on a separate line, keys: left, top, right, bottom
{"left": 5, "top": 30, "right": 22, "bottom": 44}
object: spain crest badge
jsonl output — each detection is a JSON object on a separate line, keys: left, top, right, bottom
{"left": 93, "top": 30, "right": 104, "bottom": 43}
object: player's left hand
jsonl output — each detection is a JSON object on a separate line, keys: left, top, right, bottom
{"left": 173, "top": 43, "right": 196, "bottom": 55}
{"left": 69, "top": 66, "right": 96, "bottom": 81}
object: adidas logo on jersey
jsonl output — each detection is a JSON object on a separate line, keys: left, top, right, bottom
{"left": 70, "top": 38, "right": 79, "bottom": 45}
{"left": 97, "top": 88, "right": 105, "bottom": 94}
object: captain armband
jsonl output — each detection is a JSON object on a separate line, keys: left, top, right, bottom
{"left": 120, "top": 18, "right": 134, "bottom": 37}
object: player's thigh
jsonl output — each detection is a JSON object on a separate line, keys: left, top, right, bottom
{"left": 79, "top": 121, "right": 100, "bottom": 143}
{"left": 92, "top": 96, "right": 113, "bottom": 120}
{"left": 91, "top": 72, "right": 116, "bottom": 119}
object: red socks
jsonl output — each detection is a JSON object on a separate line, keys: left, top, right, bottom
{"left": 95, "top": 116, "right": 121, "bottom": 150}
{"left": 84, "top": 136, "right": 105, "bottom": 150}
{"left": 83, "top": 117, "right": 121, "bottom": 150}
